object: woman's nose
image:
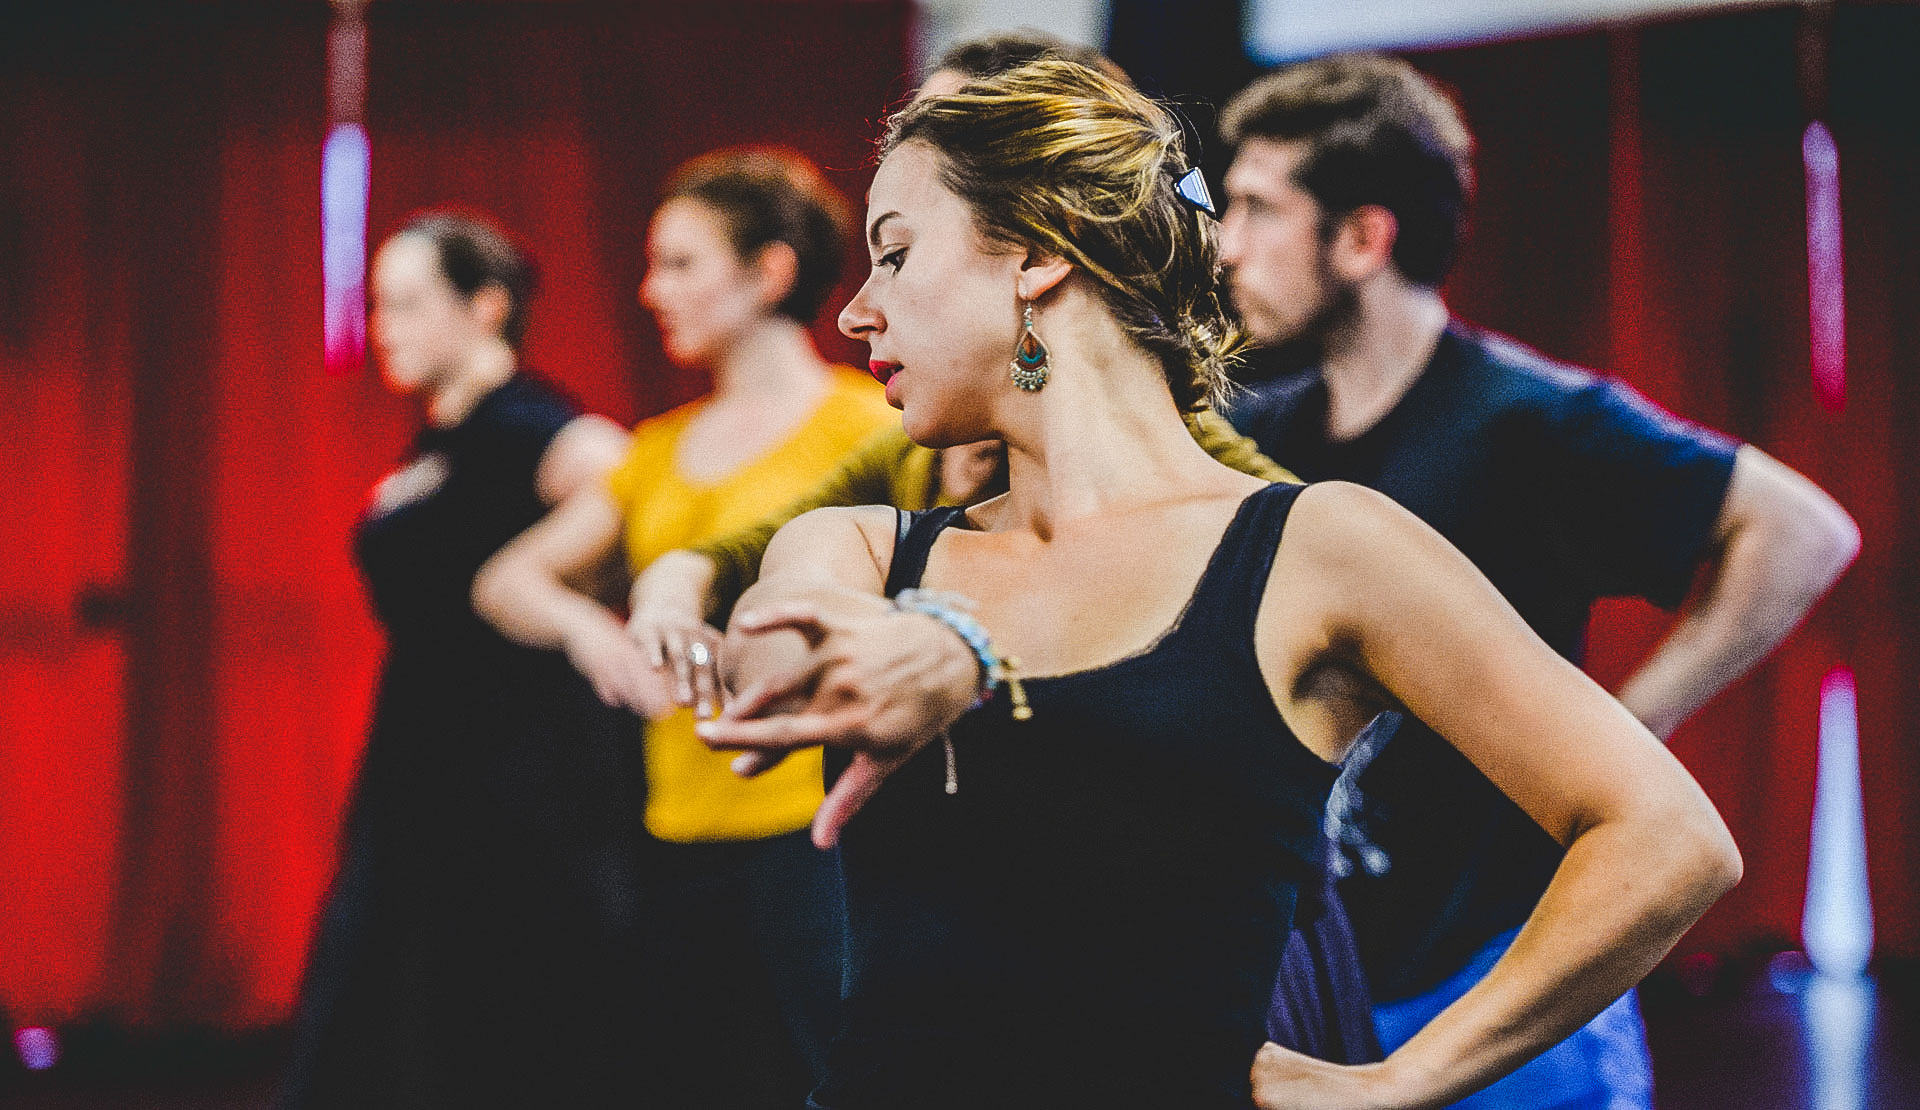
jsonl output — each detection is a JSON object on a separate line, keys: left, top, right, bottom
{"left": 838, "top": 277, "right": 880, "bottom": 341}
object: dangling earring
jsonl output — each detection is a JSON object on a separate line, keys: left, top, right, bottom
{"left": 1009, "top": 301, "right": 1050, "bottom": 392}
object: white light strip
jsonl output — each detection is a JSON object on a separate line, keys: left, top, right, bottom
{"left": 1245, "top": 0, "right": 1778, "bottom": 61}
{"left": 1803, "top": 121, "right": 1846, "bottom": 412}
{"left": 1803, "top": 666, "right": 1873, "bottom": 978}
{"left": 1803, "top": 974, "right": 1873, "bottom": 1110}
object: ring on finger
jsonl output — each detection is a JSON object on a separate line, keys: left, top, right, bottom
{"left": 687, "top": 640, "right": 712, "bottom": 668}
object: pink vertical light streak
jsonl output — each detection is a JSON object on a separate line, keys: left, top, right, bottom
{"left": 322, "top": 125, "right": 369, "bottom": 374}
{"left": 323, "top": 3, "right": 369, "bottom": 375}
{"left": 1803, "top": 121, "right": 1845, "bottom": 412}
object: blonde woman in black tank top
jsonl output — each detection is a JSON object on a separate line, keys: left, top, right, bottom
{"left": 696, "top": 61, "right": 1740, "bottom": 1110}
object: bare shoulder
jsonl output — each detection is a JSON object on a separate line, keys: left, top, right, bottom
{"left": 1279, "top": 481, "right": 1465, "bottom": 585}
{"left": 1263, "top": 479, "right": 1500, "bottom": 662}
{"left": 762, "top": 504, "right": 900, "bottom": 594}
{"left": 770, "top": 504, "right": 899, "bottom": 552}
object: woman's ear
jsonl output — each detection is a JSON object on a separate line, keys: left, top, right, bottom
{"left": 753, "top": 241, "right": 802, "bottom": 313}
{"left": 1015, "top": 247, "right": 1073, "bottom": 302}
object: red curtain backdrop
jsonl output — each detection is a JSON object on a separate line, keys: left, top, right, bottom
{"left": 0, "top": 0, "right": 908, "bottom": 1031}
{"left": 0, "top": 0, "right": 1912, "bottom": 1036}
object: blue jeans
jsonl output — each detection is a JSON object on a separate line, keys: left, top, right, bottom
{"left": 1373, "top": 928, "right": 1654, "bottom": 1110}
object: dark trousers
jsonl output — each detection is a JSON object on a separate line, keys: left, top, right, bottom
{"left": 639, "top": 829, "right": 846, "bottom": 1110}
{"left": 279, "top": 780, "right": 646, "bottom": 1109}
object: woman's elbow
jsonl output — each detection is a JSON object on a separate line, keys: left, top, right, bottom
{"left": 1679, "top": 807, "right": 1744, "bottom": 906}
{"left": 471, "top": 551, "right": 519, "bottom": 625}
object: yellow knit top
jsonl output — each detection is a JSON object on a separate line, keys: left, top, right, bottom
{"left": 606, "top": 369, "right": 897, "bottom": 842}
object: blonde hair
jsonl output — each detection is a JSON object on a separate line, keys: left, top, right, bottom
{"left": 882, "top": 59, "right": 1241, "bottom": 411}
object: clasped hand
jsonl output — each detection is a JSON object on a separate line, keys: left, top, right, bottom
{"left": 695, "top": 598, "right": 981, "bottom": 848}
{"left": 1252, "top": 1041, "right": 1397, "bottom": 1110}
{"left": 624, "top": 551, "right": 727, "bottom": 717}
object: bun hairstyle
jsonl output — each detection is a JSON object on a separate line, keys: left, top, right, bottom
{"left": 396, "top": 211, "right": 537, "bottom": 347}
{"left": 662, "top": 147, "right": 854, "bottom": 327}
{"left": 882, "top": 59, "right": 1242, "bottom": 412}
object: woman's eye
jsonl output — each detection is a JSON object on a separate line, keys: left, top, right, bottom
{"left": 877, "top": 248, "right": 906, "bottom": 272}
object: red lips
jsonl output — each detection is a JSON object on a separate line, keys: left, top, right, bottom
{"left": 868, "top": 359, "right": 900, "bottom": 385}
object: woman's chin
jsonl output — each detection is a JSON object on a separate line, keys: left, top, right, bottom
{"left": 658, "top": 332, "right": 715, "bottom": 370}
{"left": 899, "top": 411, "right": 940, "bottom": 448}
{"left": 900, "top": 411, "right": 977, "bottom": 451}
{"left": 380, "top": 365, "right": 425, "bottom": 397}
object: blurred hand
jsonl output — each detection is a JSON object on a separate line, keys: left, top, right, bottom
{"left": 563, "top": 618, "right": 675, "bottom": 719}
{"left": 695, "top": 601, "right": 980, "bottom": 847}
{"left": 627, "top": 550, "right": 725, "bottom": 717}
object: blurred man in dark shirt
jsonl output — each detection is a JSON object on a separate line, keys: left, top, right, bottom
{"left": 1217, "top": 53, "right": 1858, "bottom": 1109}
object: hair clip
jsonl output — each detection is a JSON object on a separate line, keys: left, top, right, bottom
{"left": 1172, "top": 165, "right": 1220, "bottom": 220}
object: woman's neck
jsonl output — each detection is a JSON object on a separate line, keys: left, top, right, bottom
{"left": 427, "top": 337, "right": 517, "bottom": 427}
{"left": 706, "top": 316, "right": 833, "bottom": 404}
{"left": 669, "top": 316, "right": 837, "bottom": 484}
{"left": 991, "top": 307, "right": 1228, "bottom": 541}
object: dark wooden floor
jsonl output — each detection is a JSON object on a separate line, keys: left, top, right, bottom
{"left": 1646, "top": 969, "right": 1919, "bottom": 1110}
{"left": 4, "top": 970, "right": 1916, "bottom": 1108}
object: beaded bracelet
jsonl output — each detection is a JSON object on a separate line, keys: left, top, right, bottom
{"left": 893, "top": 589, "right": 1032, "bottom": 794}
{"left": 893, "top": 589, "right": 991, "bottom": 705}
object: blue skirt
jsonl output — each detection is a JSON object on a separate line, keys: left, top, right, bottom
{"left": 1373, "top": 926, "right": 1654, "bottom": 1109}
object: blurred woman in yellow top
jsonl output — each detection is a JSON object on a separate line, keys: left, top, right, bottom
{"left": 475, "top": 148, "right": 891, "bottom": 1108}
{"left": 607, "top": 367, "right": 892, "bottom": 838}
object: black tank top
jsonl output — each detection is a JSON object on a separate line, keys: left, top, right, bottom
{"left": 815, "top": 482, "right": 1338, "bottom": 1110}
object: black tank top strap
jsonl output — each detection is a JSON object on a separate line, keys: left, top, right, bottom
{"left": 884, "top": 504, "right": 968, "bottom": 598}
{"left": 1173, "top": 482, "right": 1307, "bottom": 645}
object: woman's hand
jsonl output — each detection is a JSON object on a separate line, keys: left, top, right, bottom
{"left": 627, "top": 549, "right": 725, "bottom": 717}
{"left": 1251, "top": 1042, "right": 1397, "bottom": 1110}
{"left": 562, "top": 618, "right": 675, "bottom": 719}
{"left": 696, "top": 599, "right": 980, "bottom": 848}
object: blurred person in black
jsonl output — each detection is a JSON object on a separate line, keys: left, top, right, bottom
{"left": 278, "top": 212, "right": 639, "bottom": 1110}
{"left": 1216, "top": 54, "right": 1858, "bottom": 1108}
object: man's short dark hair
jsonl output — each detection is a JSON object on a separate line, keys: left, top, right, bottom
{"left": 1220, "top": 53, "right": 1474, "bottom": 287}
{"left": 934, "top": 30, "right": 1131, "bottom": 86}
